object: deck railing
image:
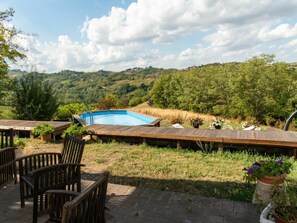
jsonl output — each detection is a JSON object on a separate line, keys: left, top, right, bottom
{"left": 0, "top": 129, "right": 14, "bottom": 149}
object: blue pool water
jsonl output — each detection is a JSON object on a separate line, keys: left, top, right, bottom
{"left": 79, "top": 110, "right": 157, "bottom": 126}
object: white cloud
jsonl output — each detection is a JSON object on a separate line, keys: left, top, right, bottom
{"left": 258, "top": 23, "right": 297, "bottom": 41}
{"left": 10, "top": 0, "right": 297, "bottom": 72}
{"left": 81, "top": 0, "right": 297, "bottom": 45}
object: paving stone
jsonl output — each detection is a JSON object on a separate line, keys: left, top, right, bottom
{"left": 0, "top": 179, "right": 260, "bottom": 223}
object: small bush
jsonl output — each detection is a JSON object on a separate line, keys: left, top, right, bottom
{"left": 97, "top": 99, "right": 117, "bottom": 110}
{"left": 32, "top": 124, "right": 54, "bottom": 137}
{"left": 129, "top": 97, "right": 144, "bottom": 107}
{"left": 62, "top": 124, "right": 88, "bottom": 138}
{"left": 53, "top": 103, "right": 89, "bottom": 120}
{"left": 117, "top": 98, "right": 130, "bottom": 108}
{"left": 14, "top": 139, "right": 26, "bottom": 148}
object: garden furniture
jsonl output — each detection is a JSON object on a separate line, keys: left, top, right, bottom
{"left": 16, "top": 134, "right": 85, "bottom": 223}
{"left": 46, "top": 171, "right": 109, "bottom": 223}
{"left": 0, "top": 147, "right": 16, "bottom": 187}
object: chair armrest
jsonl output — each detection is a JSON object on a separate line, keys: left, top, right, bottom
{"left": 28, "top": 163, "right": 84, "bottom": 190}
{"left": 46, "top": 190, "right": 80, "bottom": 222}
{"left": 46, "top": 190, "right": 80, "bottom": 197}
{"left": 28, "top": 163, "right": 84, "bottom": 176}
{"left": 16, "top": 152, "right": 62, "bottom": 176}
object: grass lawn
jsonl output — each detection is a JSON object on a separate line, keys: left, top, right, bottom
{"left": 19, "top": 139, "right": 297, "bottom": 203}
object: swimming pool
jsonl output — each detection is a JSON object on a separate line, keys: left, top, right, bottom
{"left": 79, "top": 110, "right": 159, "bottom": 126}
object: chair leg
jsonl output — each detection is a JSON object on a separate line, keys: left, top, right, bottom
{"left": 32, "top": 193, "right": 38, "bottom": 223}
{"left": 20, "top": 180, "right": 25, "bottom": 208}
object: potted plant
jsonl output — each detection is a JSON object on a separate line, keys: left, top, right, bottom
{"left": 190, "top": 117, "right": 203, "bottom": 128}
{"left": 32, "top": 124, "right": 54, "bottom": 141}
{"left": 211, "top": 119, "right": 225, "bottom": 129}
{"left": 62, "top": 123, "right": 88, "bottom": 139}
{"left": 260, "top": 185, "right": 297, "bottom": 223}
{"left": 243, "top": 157, "right": 293, "bottom": 204}
{"left": 272, "top": 187, "right": 297, "bottom": 223}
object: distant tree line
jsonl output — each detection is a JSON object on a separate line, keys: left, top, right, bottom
{"left": 150, "top": 55, "right": 297, "bottom": 124}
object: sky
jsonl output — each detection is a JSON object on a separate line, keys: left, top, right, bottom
{"left": 1, "top": 0, "right": 297, "bottom": 72}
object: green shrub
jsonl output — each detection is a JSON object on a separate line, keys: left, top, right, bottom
{"left": 14, "top": 139, "right": 26, "bottom": 148}
{"left": 53, "top": 103, "right": 89, "bottom": 120}
{"left": 32, "top": 124, "right": 54, "bottom": 137}
{"left": 13, "top": 73, "right": 58, "bottom": 120}
{"left": 129, "top": 97, "right": 144, "bottom": 107}
{"left": 62, "top": 124, "right": 88, "bottom": 138}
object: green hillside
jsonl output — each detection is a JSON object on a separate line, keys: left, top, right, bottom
{"left": 8, "top": 67, "right": 176, "bottom": 105}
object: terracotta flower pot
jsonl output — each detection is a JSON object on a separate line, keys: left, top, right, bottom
{"left": 258, "top": 175, "right": 286, "bottom": 184}
{"left": 253, "top": 175, "right": 286, "bottom": 204}
{"left": 273, "top": 212, "right": 290, "bottom": 223}
{"left": 41, "top": 134, "right": 52, "bottom": 142}
{"left": 273, "top": 207, "right": 297, "bottom": 223}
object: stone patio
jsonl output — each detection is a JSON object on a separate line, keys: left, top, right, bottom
{"left": 0, "top": 179, "right": 259, "bottom": 223}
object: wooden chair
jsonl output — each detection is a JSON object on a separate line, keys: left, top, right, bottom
{"left": 16, "top": 135, "right": 85, "bottom": 223}
{"left": 46, "top": 171, "right": 109, "bottom": 223}
{"left": 0, "top": 128, "right": 14, "bottom": 149}
{"left": 0, "top": 147, "right": 16, "bottom": 187}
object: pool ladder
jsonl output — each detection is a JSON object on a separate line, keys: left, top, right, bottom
{"left": 84, "top": 111, "right": 94, "bottom": 124}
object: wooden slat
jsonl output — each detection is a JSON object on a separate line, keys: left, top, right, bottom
{"left": 0, "top": 120, "right": 70, "bottom": 137}
{"left": 88, "top": 124, "right": 297, "bottom": 148}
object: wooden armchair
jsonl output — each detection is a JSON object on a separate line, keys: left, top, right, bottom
{"left": 0, "top": 147, "right": 16, "bottom": 187}
{"left": 46, "top": 171, "right": 109, "bottom": 223}
{"left": 16, "top": 134, "right": 85, "bottom": 223}
{"left": 0, "top": 128, "right": 14, "bottom": 149}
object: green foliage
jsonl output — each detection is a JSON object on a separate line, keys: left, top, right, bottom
{"left": 128, "top": 97, "right": 145, "bottom": 107}
{"left": 0, "top": 8, "right": 26, "bottom": 102}
{"left": 243, "top": 157, "right": 294, "bottom": 183}
{"left": 117, "top": 98, "right": 130, "bottom": 108}
{"left": 53, "top": 103, "right": 89, "bottom": 120}
{"left": 14, "top": 138, "right": 26, "bottom": 148}
{"left": 12, "top": 73, "right": 59, "bottom": 120}
{"left": 32, "top": 124, "right": 54, "bottom": 137}
{"left": 150, "top": 56, "right": 297, "bottom": 123}
{"left": 271, "top": 184, "right": 297, "bottom": 221}
{"left": 62, "top": 123, "right": 87, "bottom": 138}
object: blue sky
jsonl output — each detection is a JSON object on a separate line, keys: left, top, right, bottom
{"left": 1, "top": 0, "right": 297, "bottom": 72}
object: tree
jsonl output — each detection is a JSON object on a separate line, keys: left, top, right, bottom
{"left": 0, "top": 8, "right": 26, "bottom": 101}
{"left": 13, "top": 73, "right": 59, "bottom": 120}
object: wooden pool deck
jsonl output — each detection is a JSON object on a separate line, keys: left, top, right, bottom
{"left": 0, "top": 120, "right": 70, "bottom": 139}
{"left": 88, "top": 124, "right": 297, "bottom": 155}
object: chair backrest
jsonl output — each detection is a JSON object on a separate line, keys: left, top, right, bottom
{"left": 62, "top": 171, "right": 109, "bottom": 223}
{"left": 0, "top": 129, "right": 14, "bottom": 149}
{"left": 60, "top": 134, "right": 85, "bottom": 164}
{"left": 0, "top": 147, "right": 16, "bottom": 187}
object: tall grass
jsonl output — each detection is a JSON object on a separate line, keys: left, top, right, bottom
{"left": 130, "top": 102, "right": 216, "bottom": 122}
{"left": 130, "top": 102, "right": 244, "bottom": 129}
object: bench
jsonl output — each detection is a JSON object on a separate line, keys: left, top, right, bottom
{"left": 46, "top": 171, "right": 109, "bottom": 223}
